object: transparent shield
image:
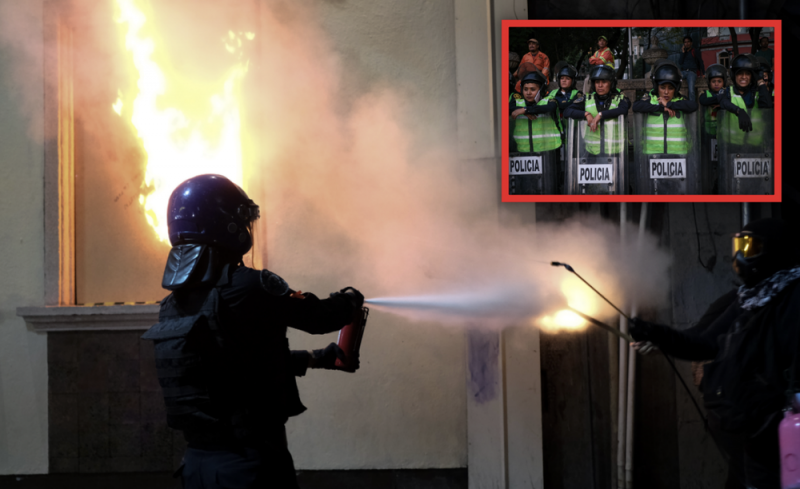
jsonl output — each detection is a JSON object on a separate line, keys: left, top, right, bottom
{"left": 716, "top": 109, "right": 774, "bottom": 195}
{"left": 699, "top": 105, "right": 721, "bottom": 194}
{"left": 509, "top": 151, "right": 559, "bottom": 195}
{"left": 631, "top": 111, "right": 701, "bottom": 195}
{"left": 564, "top": 116, "right": 627, "bottom": 195}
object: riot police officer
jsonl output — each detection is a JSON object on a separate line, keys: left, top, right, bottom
{"left": 632, "top": 60, "right": 698, "bottom": 154}
{"left": 698, "top": 64, "right": 728, "bottom": 138}
{"left": 563, "top": 64, "right": 630, "bottom": 142}
{"left": 546, "top": 61, "right": 583, "bottom": 124}
{"left": 718, "top": 54, "right": 773, "bottom": 134}
{"left": 698, "top": 64, "right": 728, "bottom": 193}
{"left": 142, "top": 174, "right": 365, "bottom": 489}
{"left": 509, "top": 70, "right": 560, "bottom": 154}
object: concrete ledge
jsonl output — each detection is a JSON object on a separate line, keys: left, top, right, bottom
{"left": 16, "top": 304, "right": 160, "bottom": 332}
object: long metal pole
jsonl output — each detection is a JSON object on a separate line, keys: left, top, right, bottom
{"left": 624, "top": 203, "right": 648, "bottom": 489}
{"left": 616, "top": 203, "right": 628, "bottom": 489}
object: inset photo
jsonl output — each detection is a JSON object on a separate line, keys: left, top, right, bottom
{"left": 502, "top": 21, "right": 781, "bottom": 202}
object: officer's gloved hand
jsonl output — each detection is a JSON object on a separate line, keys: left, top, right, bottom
{"left": 737, "top": 110, "right": 752, "bottom": 132}
{"left": 310, "top": 343, "right": 359, "bottom": 371}
{"left": 330, "top": 287, "right": 365, "bottom": 309}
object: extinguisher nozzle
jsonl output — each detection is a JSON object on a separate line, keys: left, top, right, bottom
{"left": 551, "top": 261, "right": 574, "bottom": 272}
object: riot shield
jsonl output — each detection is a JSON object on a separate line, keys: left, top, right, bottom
{"left": 699, "top": 105, "right": 721, "bottom": 194}
{"left": 564, "top": 116, "right": 627, "bottom": 195}
{"left": 716, "top": 109, "right": 774, "bottom": 195}
{"left": 509, "top": 151, "right": 559, "bottom": 195}
{"left": 631, "top": 111, "right": 701, "bottom": 195}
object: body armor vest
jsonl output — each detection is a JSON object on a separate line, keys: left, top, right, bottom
{"left": 703, "top": 90, "right": 719, "bottom": 137}
{"left": 726, "top": 90, "right": 764, "bottom": 146}
{"left": 512, "top": 95, "right": 562, "bottom": 153}
{"left": 644, "top": 94, "right": 690, "bottom": 155}
{"left": 584, "top": 91, "right": 624, "bottom": 155}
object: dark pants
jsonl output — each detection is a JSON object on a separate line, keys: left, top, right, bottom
{"left": 181, "top": 443, "right": 299, "bottom": 489}
{"left": 711, "top": 413, "right": 781, "bottom": 489}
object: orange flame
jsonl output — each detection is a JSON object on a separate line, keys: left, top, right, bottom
{"left": 535, "top": 275, "right": 600, "bottom": 333}
{"left": 114, "top": 0, "right": 254, "bottom": 243}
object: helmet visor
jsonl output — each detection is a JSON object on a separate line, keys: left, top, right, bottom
{"left": 732, "top": 233, "right": 764, "bottom": 259}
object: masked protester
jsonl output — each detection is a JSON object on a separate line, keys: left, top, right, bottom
{"left": 142, "top": 174, "right": 365, "bottom": 489}
{"left": 718, "top": 54, "right": 773, "bottom": 135}
{"left": 630, "top": 218, "right": 800, "bottom": 488}
{"left": 632, "top": 60, "right": 698, "bottom": 155}
{"left": 509, "top": 70, "right": 561, "bottom": 153}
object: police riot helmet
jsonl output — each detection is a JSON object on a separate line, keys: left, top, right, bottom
{"left": 589, "top": 64, "right": 617, "bottom": 94}
{"left": 555, "top": 61, "right": 578, "bottom": 82}
{"left": 732, "top": 218, "right": 800, "bottom": 287}
{"left": 651, "top": 60, "right": 682, "bottom": 93}
{"left": 705, "top": 64, "right": 727, "bottom": 85}
{"left": 729, "top": 54, "right": 759, "bottom": 87}
{"left": 167, "top": 174, "right": 260, "bottom": 256}
{"left": 521, "top": 70, "right": 547, "bottom": 90}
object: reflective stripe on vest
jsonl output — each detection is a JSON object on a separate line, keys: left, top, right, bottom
{"left": 644, "top": 94, "right": 689, "bottom": 154}
{"left": 703, "top": 90, "right": 718, "bottom": 136}
{"left": 512, "top": 97, "right": 562, "bottom": 152}
{"left": 727, "top": 91, "right": 764, "bottom": 146}
{"left": 584, "top": 92, "right": 624, "bottom": 154}
{"left": 594, "top": 48, "right": 614, "bottom": 68}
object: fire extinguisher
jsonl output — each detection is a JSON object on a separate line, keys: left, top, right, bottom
{"left": 335, "top": 305, "right": 369, "bottom": 372}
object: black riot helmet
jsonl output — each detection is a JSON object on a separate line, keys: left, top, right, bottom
{"left": 651, "top": 60, "right": 682, "bottom": 93}
{"left": 589, "top": 64, "right": 617, "bottom": 94}
{"left": 732, "top": 218, "right": 800, "bottom": 287}
{"left": 705, "top": 64, "right": 727, "bottom": 86}
{"left": 521, "top": 70, "right": 547, "bottom": 91}
{"left": 554, "top": 61, "right": 578, "bottom": 90}
{"left": 167, "top": 174, "right": 260, "bottom": 256}
{"left": 729, "top": 54, "right": 759, "bottom": 88}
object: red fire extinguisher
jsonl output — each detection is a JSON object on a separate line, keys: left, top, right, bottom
{"left": 335, "top": 306, "right": 369, "bottom": 372}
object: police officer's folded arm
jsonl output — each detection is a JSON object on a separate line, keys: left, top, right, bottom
{"left": 562, "top": 98, "right": 587, "bottom": 120}
{"left": 666, "top": 99, "right": 698, "bottom": 113}
{"left": 698, "top": 91, "right": 719, "bottom": 106}
{"left": 598, "top": 97, "right": 630, "bottom": 119}
{"left": 632, "top": 98, "right": 662, "bottom": 113}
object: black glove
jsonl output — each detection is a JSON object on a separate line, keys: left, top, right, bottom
{"left": 330, "top": 286, "right": 364, "bottom": 309}
{"left": 628, "top": 317, "right": 667, "bottom": 342}
{"left": 310, "top": 342, "right": 358, "bottom": 371}
{"left": 737, "top": 110, "right": 752, "bottom": 132}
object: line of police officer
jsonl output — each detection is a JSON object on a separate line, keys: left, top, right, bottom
{"left": 508, "top": 53, "right": 775, "bottom": 196}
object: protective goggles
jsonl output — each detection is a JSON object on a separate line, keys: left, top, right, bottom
{"left": 732, "top": 232, "right": 764, "bottom": 259}
{"left": 237, "top": 200, "right": 261, "bottom": 223}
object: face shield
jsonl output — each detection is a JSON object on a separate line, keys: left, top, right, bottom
{"left": 732, "top": 232, "right": 764, "bottom": 259}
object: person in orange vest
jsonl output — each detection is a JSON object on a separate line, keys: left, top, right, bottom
{"left": 589, "top": 36, "right": 615, "bottom": 69}
{"left": 514, "top": 38, "right": 551, "bottom": 84}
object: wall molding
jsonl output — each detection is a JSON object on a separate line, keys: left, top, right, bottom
{"left": 16, "top": 305, "right": 159, "bottom": 332}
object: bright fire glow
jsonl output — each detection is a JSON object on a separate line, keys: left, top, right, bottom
{"left": 536, "top": 275, "right": 600, "bottom": 333}
{"left": 114, "top": 0, "right": 254, "bottom": 243}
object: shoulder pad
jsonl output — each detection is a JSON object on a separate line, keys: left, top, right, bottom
{"left": 513, "top": 93, "right": 523, "bottom": 100}
{"left": 641, "top": 94, "right": 650, "bottom": 101}
{"left": 718, "top": 89, "right": 726, "bottom": 95}
{"left": 574, "top": 96, "right": 585, "bottom": 103}
{"left": 260, "top": 270, "right": 290, "bottom": 296}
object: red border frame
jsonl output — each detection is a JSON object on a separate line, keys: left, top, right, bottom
{"left": 501, "top": 20, "right": 781, "bottom": 202}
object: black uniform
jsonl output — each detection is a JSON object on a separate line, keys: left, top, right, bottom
{"left": 631, "top": 93, "right": 698, "bottom": 115}
{"left": 147, "top": 258, "right": 357, "bottom": 489}
{"left": 632, "top": 274, "right": 800, "bottom": 488}
{"left": 563, "top": 89, "right": 631, "bottom": 121}
{"left": 698, "top": 87, "right": 726, "bottom": 108}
